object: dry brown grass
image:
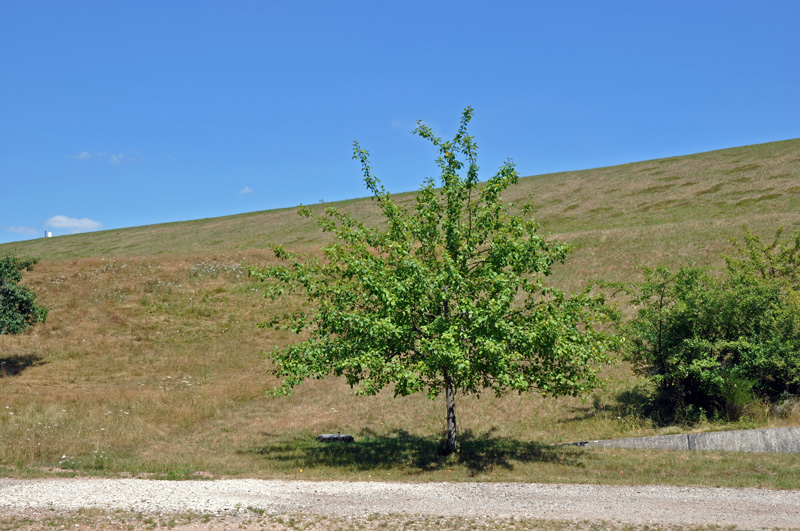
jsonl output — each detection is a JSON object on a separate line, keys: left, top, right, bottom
{"left": 1, "top": 510, "right": 761, "bottom": 531}
{"left": 0, "top": 254, "right": 277, "bottom": 472}
{"left": 0, "top": 139, "right": 799, "bottom": 486}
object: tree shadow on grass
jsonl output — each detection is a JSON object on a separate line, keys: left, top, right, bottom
{"left": 561, "top": 386, "right": 673, "bottom": 427}
{"left": 246, "top": 428, "right": 585, "bottom": 476}
{"left": 0, "top": 354, "right": 43, "bottom": 377}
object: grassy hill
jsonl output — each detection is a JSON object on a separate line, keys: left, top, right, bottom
{"left": 5, "top": 138, "right": 799, "bottom": 294}
{"left": 1, "top": 139, "right": 799, "bottom": 487}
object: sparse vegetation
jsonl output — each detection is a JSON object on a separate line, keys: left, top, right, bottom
{"left": 0, "top": 138, "right": 797, "bottom": 486}
{"left": 0, "top": 509, "right": 760, "bottom": 531}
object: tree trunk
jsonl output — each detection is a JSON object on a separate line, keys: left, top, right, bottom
{"left": 444, "top": 370, "right": 458, "bottom": 455}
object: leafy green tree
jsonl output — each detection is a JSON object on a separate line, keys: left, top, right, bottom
{"left": 251, "top": 108, "right": 618, "bottom": 453}
{"left": 0, "top": 254, "right": 48, "bottom": 335}
{"left": 623, "top": 228, "right": 800, "bottom": 421}
{"left": 725, "top": 226, "right": 800, "bottom": 284}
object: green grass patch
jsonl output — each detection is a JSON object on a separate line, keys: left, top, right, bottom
{"left": 723, "top": 163, "right": 761, "bottom": 174}
{"left": 630, "top": 184, "right": 674, "bottom": 195}
{"left": 735, "top": 193, "right": 785, "bottom": 206}
{"left": 695, "top": 183, "right": 725, "bottom": 195}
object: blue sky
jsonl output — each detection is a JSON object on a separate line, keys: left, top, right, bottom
{"left": 2, "top": 1, "right": 799, "bottom": 244}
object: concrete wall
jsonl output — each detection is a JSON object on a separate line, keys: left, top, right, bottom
{"left": 570, "top": 427, "right": 800, "bottom": 453}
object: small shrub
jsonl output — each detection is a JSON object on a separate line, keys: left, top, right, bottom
{"left": 0, "top": 254, "right": 48, "bottom": 334}
{"left": 622, "top": 228, "right": 800, "bottom": 421}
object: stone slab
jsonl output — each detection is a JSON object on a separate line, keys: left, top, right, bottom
{"left": 688, "top": 426, "right": 800, "bottom": 452}
{"left": 573, "top": 433, "right": 689, "bottom": 451}
{"left": 569, "top": 427, "right": 800, "bottom": 453}
{"left": 316, "top": 433, "right": 354, "bottom": 442}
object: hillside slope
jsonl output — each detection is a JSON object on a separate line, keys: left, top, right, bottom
{"left": 1, "top": 138, "right": 799, "bottom": 485}
{"left": 3, "top": 138, "right": 799, "bottom": 273}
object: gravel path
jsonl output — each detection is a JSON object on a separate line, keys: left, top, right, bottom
{"left": 2, "top": 478, "right": 799, "bottom": 530}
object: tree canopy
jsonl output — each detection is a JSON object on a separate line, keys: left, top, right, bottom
{"left": 1, "top": 254, "right": 48, "bottom": 335}
{"left": 251, "top": 108, "right": 619, "bottom": 453}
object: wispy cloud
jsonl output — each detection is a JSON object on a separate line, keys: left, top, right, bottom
{"left": 73, "top": 151, "right": 136, "bottom": 164}
{"left": 238, "top": 186, "right": 253, "bottom": 194}
{"left": 74, "top": 151, "right": 105, "bottom": 160}
{"left": 109, "top": 152, "right": 130, "bottom": 164}
{"left": 7, "top": 226, "right": 39, "bottom": 235}
{"left": 45, "top": 215, "right": 103, "bottom": 232}
{"left": 391, "top": 118, "right": 417, "bottom": 131}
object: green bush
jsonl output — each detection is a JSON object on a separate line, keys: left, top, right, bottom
{"left": 0, "top": 254, "right": 48, "bottom": 335}
{"left": 623, "top": 228, "right": 800, "bottom": 421}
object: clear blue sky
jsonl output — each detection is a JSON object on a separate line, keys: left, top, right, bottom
{"left": 2, "top": 1, "right": 798, "bottom": 243}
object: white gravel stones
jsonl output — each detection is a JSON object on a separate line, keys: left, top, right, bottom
{"left": 1, "top": 478, "right": 799, "bottom": 529}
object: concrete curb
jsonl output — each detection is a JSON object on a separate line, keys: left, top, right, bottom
{"left": 568, "top": 426, "right": 800, "bottom": 453}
